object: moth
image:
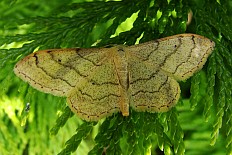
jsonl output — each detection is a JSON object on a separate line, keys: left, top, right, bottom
{"left": 14, "top": 34, "right": 215, "bottom": 121}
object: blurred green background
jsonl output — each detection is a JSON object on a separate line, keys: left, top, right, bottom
{"left": 0, "top": 0, "right": 231, "bottom": 154}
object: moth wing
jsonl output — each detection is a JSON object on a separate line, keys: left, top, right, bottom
{"left": 66, "top": 57, "right": 123, "bottom": 121}
{"left": 14, "top": 48, "right": 109, "bottom": 96}
{"left": 127, "top": 57, "right": 180, "bottom": 112}
{"left": 126, "top": 34, "right": 215, "bottom": 81}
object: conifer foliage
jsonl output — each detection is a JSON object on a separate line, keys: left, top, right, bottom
{"left": 0, "top": 0, "right": 231, "bottom": 154}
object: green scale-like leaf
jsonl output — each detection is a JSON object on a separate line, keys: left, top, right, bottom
{"left": 0, "top": 0, "right": 231, "bottom": 154}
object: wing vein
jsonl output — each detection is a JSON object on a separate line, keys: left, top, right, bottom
{"left": 172, "top": 35, "right": 196, "bottom": 74}
{"left": 34, "top": 54, "right": 75, "bottom": 87}
{"left": 78, "top": 89, "right": 121, "bottom": 101}
{"left": 131, "top": 76, "right": 169, "bottom": 96}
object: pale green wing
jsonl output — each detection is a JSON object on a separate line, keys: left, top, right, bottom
{"left": 14, "top": 48, "right": 109, "bottom": 96}
{"left": 127, "top": 34, "right": 215, "bottom": 81}
{"left": 126, "top": 34, "right": 214, "bottom": 112}
{"left": 66, "top": 51, "right": 125, "bottom": 121}
{"left": 127, "top": 57, "right": 180, "bottom": 112}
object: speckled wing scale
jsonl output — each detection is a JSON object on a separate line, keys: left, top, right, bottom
{"left": 14, "top": 34, "right": 215, "bottom": 121}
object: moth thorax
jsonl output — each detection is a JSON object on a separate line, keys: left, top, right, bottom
{"left": 115, "top": 48, "right": 129, "bottom": 90}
